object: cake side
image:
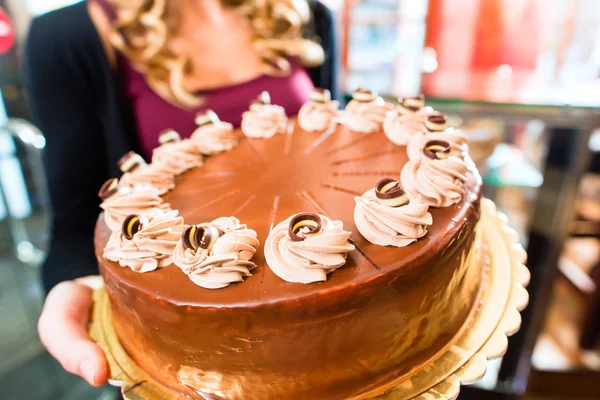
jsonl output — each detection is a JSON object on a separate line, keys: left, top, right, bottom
{"left": 97, "top": 122, "right": 483, "bottom": 399}
{"left": 99, "top": 212, "right": 482, "bottom": 399}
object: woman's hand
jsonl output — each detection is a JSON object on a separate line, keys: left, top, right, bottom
{"left": 38, "top": 276, "right": 108, "bottom": 386}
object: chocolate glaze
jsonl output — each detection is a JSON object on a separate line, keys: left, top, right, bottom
{"left": 97, "top": 122, "right": 483, "bottom": 399}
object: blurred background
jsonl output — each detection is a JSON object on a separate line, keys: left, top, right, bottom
{"left": 0, "top": 0, "right": 599, "bottom": 399}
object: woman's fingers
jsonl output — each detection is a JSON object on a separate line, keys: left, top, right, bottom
{"left": 38, "top": 278, "right": 108, "bottom": 386}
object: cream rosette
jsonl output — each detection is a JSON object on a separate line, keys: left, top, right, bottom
{"left": 401, "top": 140, "right": 469, "bottom": 208}
{"left": 354, "top": 179, "right": 432, "bottom": 247}
{"left": 98, "top": 178, "right": 169, "bottom": 231}
{"left": 345, "top": 97, "right": 393, "bottom": 134}
{"left": 344, "top": 88, "right": 392, "bottom": 133}
{"left": 191, "top": 110, "right": 239, "bottom": 155}
{"left": 117, "top": 151, "right": 175, "bottom": 195}
{"left": 297, "top": 88, "right": 339, "bottom": 132}
{"left": 407, "top": 126, "right": 469, "bottom": 161}
{"left": 241, "top": 91, "right": 288, "bottom": 138}
{"left": 152, "top": 130, "right": 203, "bottom": 175}
{"left": 103, "top": 210, "right": 187, "bottom": 273}
{"left": 265, "top": 213, "right": 355, "bottom": 284}
{"left": 383, "top": 100, "right": 436, "bottom": 145}
{"left": 119, "top": 164, "right": 176, "bottom": 195}
{"left": 173, "top": 217, "right": 259, "bottom": 289}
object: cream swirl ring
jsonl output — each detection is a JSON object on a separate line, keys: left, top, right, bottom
{"left": 345, "top": 97, "right": 393, "bottom": 134}
{"left": 173, "top": 218, "right": 259, "bottom": 289}
{"left": 152, "top": 135, "right": 203, "bottom": 175}
{"left": 241, "top": 103, "right": 288, "bottom": 138}
{"left": 100, "top": 184, "right": 169, "bottom": 231}
{"left": 298, "top": 89, "right": 339, "bottom": 132}
{"left": 265, "top": 214, "right": 355, "bottom": 284}
{"left": 407, "top": 126, "right": 469, "bottom": 161}
{"left": 383, "top": 106, "right": 436, "bottom": 146}
{"left": 191, "top": 111, "right": 238, "bottom": 155}
{"left": 400, "top": 148, "right": 469, "bottom": 208}
{"left": 354, "top": 189, "right": 432, "bottom": 247}
{"left": 119, "top": 162, "right": 176, "bottom": 195}
{"left": 103, "top": 210, "right": 187, "bottom": 273}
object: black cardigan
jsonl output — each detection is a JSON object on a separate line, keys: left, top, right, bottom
{"left": 24, "top": 1, "right": 338, "bottom": 292}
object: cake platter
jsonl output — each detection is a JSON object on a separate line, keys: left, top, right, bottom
{"left": 89, "top": 198, "right": 529, "bottom": 400}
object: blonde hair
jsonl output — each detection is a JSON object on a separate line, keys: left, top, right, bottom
{"left": 108, "top": 0, "right": 325, "bottom": 108}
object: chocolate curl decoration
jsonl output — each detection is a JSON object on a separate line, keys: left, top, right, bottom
{"left": 121, "top": 214, "right": 147, "bottom": 240}
{"left": 195, "top": 109, "right": 220, "bottom": 127}
{"left": 158, "top": 129, "right": 181, "bottom": 145}
{"left": 375, "top": 178, "right": 409, "bottom": 207}
{"left": 256, "top": 91, "right": 271, "bottom": 105}
{"left": 288, "top": 213, "right": 323, "bottom": 242}
{"left": 398, "top": 94, "right": 425, "bottom": 112}
{"left": 352, "top": 87, "right": 375, "bottom": 102}
{"left": 98, "top": 178, "right": 120, "bottom": 201}
{"left": 311, "top": 88, "right": 331, "bottom": 103}
{"left": 181, "top": 225, "right": 221, "bottom": 252}
{"left": 249, "top": 91, "right": 272, "bottom": 110}
{"left": 423, "top": 140, "right": 451, "bottom": 160}
{"left": 118, "top": 151, "right": 147, "bottom": 173}
{"left": 424, "top": 114, "right": 448, "bottom": 132}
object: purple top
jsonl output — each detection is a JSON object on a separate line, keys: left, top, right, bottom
{"left": 93, "top": 0, "right": 315, "bottom": 158}
{"left": 118, "top": 59, "right": 314, "bottom": 158}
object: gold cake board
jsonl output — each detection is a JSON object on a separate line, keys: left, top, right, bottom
{"left": 90, "top": 199, "right": 529, "bottom": 400}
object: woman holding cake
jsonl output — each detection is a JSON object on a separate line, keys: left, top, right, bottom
{"left": 27, "top": 0, "right": 337, "bottom": 386}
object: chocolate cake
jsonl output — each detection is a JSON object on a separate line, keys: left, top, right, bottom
{"left": 96, "top": 91, "right": 483, "bottom": 399}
